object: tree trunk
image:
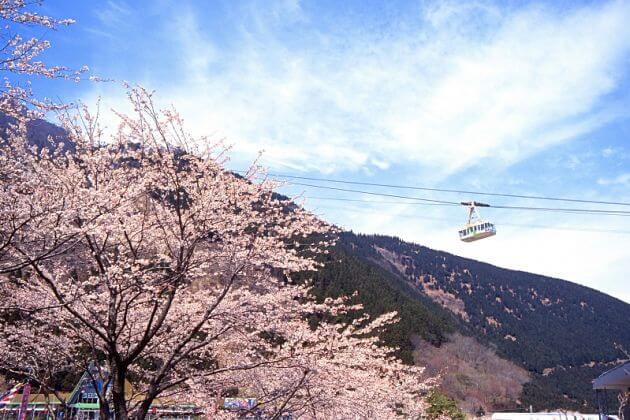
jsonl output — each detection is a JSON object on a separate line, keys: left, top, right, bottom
{"left": 111, "top": 363, "right": 129, "bottom": 420}
{"left": 133, "top": 388, "right": 158, "bottom": 420}
{"left": 134, "top": 399, "right": 151, "bottom": 420}
{"left": 99, "top": 401, "right": 112, "bottom": 420}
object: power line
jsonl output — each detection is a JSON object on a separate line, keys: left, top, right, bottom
{"left": 286, "top": 182, "right": 630, "bottom": 216}
{"left": 290, "top": 182, "right": 460, "bottom": 205}
{"left": 490, "top": 204, "right": 630, "bottom": 215}
{"left": 305, "top": 196, "right": 630, "bottom": 218}
{"left": 250, "top": 171, "right": 630, "bottom": 207}
{"left": 238, "top": 170, "right": 630, "bottom": 215}
{"left": 303, "top": 196, "right": 455, "bottom": 206}
{"left": 310, "top": 204, "right": 630, "bottom": 235}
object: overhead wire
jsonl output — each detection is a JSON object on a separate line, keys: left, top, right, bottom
{"left": 303, "top": 196, "right": 455, "bottom": 206}
{"left": 300, "top": 196, "right": 630, "bottom": 215}
{"left": 287, "top": 182, "right": 460, "bottom": 206}
{"left": 237, "top": 170, "right": 630, "bottom": 215}
{"left": 310, "top": 204, "right": 630, "bottom": 235}
{"left": 234, "top": 169, "right": 630, "bottom": 234}
{"left": 282, "top": 181, "right": 630, "bottom": 216}
{"left": 251, "top": 172, "right": 630, "bottom": 207}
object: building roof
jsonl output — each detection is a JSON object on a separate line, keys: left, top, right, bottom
{"left": 593, "top": 360, "right": 630, "bottom": 390}
{"left": 2, "top": 393, "right": 70, "bottom": 406}
{"left": 0, "top": 364, "right": 199, "bottom": 412}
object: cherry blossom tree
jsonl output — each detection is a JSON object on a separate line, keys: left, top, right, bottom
{"left": 0, "top": 2, "right": 434, "bottom": 417}
{"left": 0, "top": 0, "right": 88, "bottom": 116}
{"left": 0, "top": 88, "right": 434, "bottom": 419}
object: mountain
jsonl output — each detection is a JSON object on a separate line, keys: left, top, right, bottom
{"left": 300, "top": 232, "right": 630, "bottom": 413}
{"left": 0, "top": 112, "right": 70, "bottom": 152}
{"left": 4, "top": 116, "right": 629, "bottom": 414}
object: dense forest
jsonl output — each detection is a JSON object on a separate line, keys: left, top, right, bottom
{"left": 344, "top": 233, "right": 629, "bottom": 371}
{"left": 305, "top": 232, "right": 630, "bottom": 412}
{"left": 292, "top": 242, "right": 459, "bottom": 364}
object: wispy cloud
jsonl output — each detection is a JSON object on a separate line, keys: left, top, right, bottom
{"left": 95, "top": 1, "right": 132, "bottom": 27}
{"left": 602, "top": 147, "right": 617, "bottom": 158}
{"left": 598, "top": 173, "right": 630, "bottom": 186}
{"left": 76, "top": 0, "right": 630, "bottom": 303}
{"left": 96, "top": 0, "right": 630, "bottom": 176}
{"left": 84, "top": 1, "right": 134, "bottom": 41}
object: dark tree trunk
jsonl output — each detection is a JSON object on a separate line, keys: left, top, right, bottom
{"left": 111, "top": 363, "right": 129, "bottom": 420}
{"left": 134, "top": 397, "right": 153, "bottom": 420}
{"left": 99, "top": 401, "right": 112, "bottom": 420}
{"left": 133, "top": 385, "right": 159, "bottom": 420}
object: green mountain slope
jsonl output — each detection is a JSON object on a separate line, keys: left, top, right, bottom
{"left": 344, "top": 233, "right": 629, "bottom": 370}
{"left": 325, "top": 232, "right": 629, "bottom": 412}
{"left": 292, "top": 243, "right": 460, "bottom": 364}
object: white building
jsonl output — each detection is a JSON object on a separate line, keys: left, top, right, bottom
{"left": 491, "top": 413, "right": 609, "bottom": 420}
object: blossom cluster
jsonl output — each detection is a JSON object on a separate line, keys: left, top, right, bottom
{"left": 0, "top": 88, "right": 435, "bottom": 419}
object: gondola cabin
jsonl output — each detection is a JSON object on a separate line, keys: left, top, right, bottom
{"left": 459, "top": 221, "right": 496, "bottom": 242}
{"left": 459, "top": 201, "right": 496, "bottom": 242}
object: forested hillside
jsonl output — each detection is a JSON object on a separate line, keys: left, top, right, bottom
{"left": 292, "top": 243, "right": 459, "bottom": 364}
{"left": 327, "top": 232, "right": 630, "bottom": 412}
{"left": 344, "top": 233, "right": 630, "bottom": 371}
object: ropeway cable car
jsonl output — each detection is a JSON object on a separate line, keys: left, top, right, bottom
{"left": 458, "top": 201, "right": 496, "bottom": 242}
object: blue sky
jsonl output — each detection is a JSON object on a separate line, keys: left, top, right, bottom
{"left": 25, "top": 0, "right": 630, "bottom": 302}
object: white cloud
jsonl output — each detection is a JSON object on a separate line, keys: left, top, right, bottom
{"left": 602, "top": 147, "right": 616, "bottom": 157}
{"left": 78, "top": 0, "right": 630, "bottom": 303}
{"left": 83, "top": 0, "right": 630, "bottom": 176}
{"left": 598, "top": 173, "right": 630, "bottom": 186}
{"left": 95, "top": 1, "right": 132, "bottom": 27}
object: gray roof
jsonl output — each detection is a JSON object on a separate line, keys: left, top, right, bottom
{"left": 593, "top": 361, "right": 630, "bottom": 390}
